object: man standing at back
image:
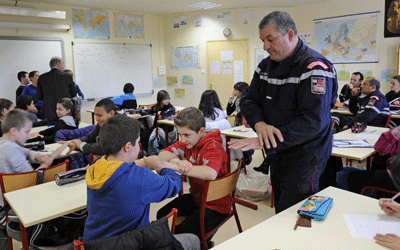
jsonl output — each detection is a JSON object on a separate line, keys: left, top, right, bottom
{"left": 228, "top": 11, "right": 338, "bottom": 213}
{"left": 36, "top": 57, "right": 77, "bottom": 122}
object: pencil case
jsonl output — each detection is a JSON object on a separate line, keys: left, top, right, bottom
{"left": 54, "top": 166, "right": 88, "bottom": 186}
{"left": 297, "top": 196, "right": 333, "bottom": 220}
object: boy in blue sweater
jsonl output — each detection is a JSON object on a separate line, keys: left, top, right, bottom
{"left": 83, "top": 114, "right": 192, "bottom": 243}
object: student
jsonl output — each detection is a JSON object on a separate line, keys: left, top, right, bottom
{"left": 83, "top": 115, "right": 200, "bottom": 250}
{"left": 30, "top": 98, "right": 79, "bottom": 144}
{"left": 226, "top": 82, "right": 249, "bottom": 127}
{"left": 0, "top": 99, "right": 14, "bottom": 138}
{"left": 375, "top": 198, "right": 400, "bottom": 249}
{"left": 111, "top": 83, "right": 136, "bottom": 108}
{"left": 21, "top": 71, "right": 43, "bottom": 117}
{"left": 156, "top": 107, "right": 231, "bottom": 247}
{"left": 16, "top": 95, "right": 38, "bottom": 123}
{"left": 141, "top": 90, "right": 176, "bottom": 154}
{"left": 66, "top": 98, "right": 116, "bottom": 155}
{"left": 339, "top": 72, "right": 364, "bottom": 103}
{"left": 386, "top": 75, "right": 400, "bottom": 105}
{"left": 0, "top": 109, "right": 67, "bottom": 205}
{"left": 16, "top": 71, "right": 30, "bottom": 101}
{"left": 199, "top": 90, "right": 230, "bottom": 131}
{"left": 64, "top": 69, "right": 84, "bottom": 100}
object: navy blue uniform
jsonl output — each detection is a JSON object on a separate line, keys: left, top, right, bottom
{"left": 241, "top": 39, "right": 338, "bottom": 213}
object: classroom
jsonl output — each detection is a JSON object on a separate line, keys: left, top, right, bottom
{"left": 0, "top": 0, "right": 400, "bottom": 249}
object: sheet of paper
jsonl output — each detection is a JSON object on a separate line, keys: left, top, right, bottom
{"left": 355, "top": 133, "right": 380, "bottom": 140}
{"left": 222, "top": 61, "right": 232, "bottom": 75}
{"left": 234, "top": 74, "right": 243, "bottom": 83}
{"left": 210, "top": 61, "right": 220, "bottom": 74}
{"left": 221, "top": 50, "right": 233, "bottom": 61}
{"left": 234, "top": 60, "right": 243, "bottom": 74}
{"left": 343, "top": 214, "right": 400, "bottom": 239}
{"left": 333, "top": 139, "right": 373, "bottom": 148}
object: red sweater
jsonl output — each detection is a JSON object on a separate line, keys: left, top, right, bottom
{"left": 165, "top": 130, "right": 232, "bottom": 214}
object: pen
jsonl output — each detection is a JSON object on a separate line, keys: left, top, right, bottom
{"left": 389, "top": 191, "right": 400, "bottom": 202}
{"left": 294, "top": 215, "right": 301, "bottom": 230}
{"left": 370, "top": 130, "right": 377, "bottom": 134}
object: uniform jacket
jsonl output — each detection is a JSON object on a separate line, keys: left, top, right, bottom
{"left": 84, "top": 156, "right": 181, "bottom": 241}
{"left": 35, "top": 68, "right": 77, "bottom": 121}
{"left": 385, "top": 90, "right": 400, "bottom": 103}
{"left": 241, "top": 39, "right": 338, "bottom": 167}
{"left": 164, "top": 130, "right": 232, "bottom": 214}
{"left": 339, "top": 84, "right": 352, "bottom": 102}
{"left": 348, "top": 89, "right": 390, "bottom": 127}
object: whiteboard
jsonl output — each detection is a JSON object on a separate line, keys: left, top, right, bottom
{"left": 0, "top": 36, "right": 64, "bottom": 102}
{"left": 72, "top": 43, "right": 153, "bottom": 100}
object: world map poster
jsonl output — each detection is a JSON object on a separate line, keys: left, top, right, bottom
{"left": 314, "top": 12, "right": 379, "bottom": 64}
{"left": 114, "top": 13, "right": 144, "bottom": 39}
{"left": 73, "top": 9, "right": 110, "bottom": 39}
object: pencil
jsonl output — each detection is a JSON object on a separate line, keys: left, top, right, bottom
{"left": 389, "top": 191, "right": 400, "bottom": 202}
{"left": 370, "top": 130, "right": 377, "bottom": 134}
{"left": 294, "top": 215, "right": 301, "bottom": 230}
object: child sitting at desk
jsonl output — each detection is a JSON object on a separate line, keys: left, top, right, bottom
{"left": 156, "top": 107, "right": 231, "bottom": 247}
{"left": 0, "top": 98, "right": 14, "bottom": 137}
{"left": 0, "top": 109, "right": 67, "bottom": 205}
{"left": 29, "top": 98, "right": 79, "bottom": 144}
{"left": 16, "top": 95, "right": 38, "bottom": 123}
{"left": 83, "top": 114, "right": 200, "bottom": 249}
{"left": 66, "top": 98, "right": 116, "bottom": 155}
{"left": 111, "top": 82, "right": 136, "bottom": 109}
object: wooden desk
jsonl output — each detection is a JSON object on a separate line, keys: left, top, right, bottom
{"left": 212, "top": 187, "right": 387, "bottom": 250}
{"left": 331, "top": 108, "right": 400, "bottom": 120}
{"left": 41, "top": 142, "right": 80, "bottom": 157}
{"left": 332, "top": 126, "right": 388, "bottom": 169}
{"left": 157, "top": 119, "right": 175, "bottom": 147}
{"left": 4, "top": 180, "right": 86, "bottom": 228}
{"left": 30, "top": 122, "right": 91, "bottom": 134}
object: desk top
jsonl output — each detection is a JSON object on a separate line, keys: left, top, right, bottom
{"left": 157, "top": 119, "right": 175, "bottom": 126}
{"left": 30, "top": 122, "right": 91, "bottom": 134}
{"left": 332, "top": 108, "right": 400, "bottom": 119}
{"left": 41, "top": 143, "right": 80, "bottom": 157}
{"left": 331, "top": 126, "right": 388, "bottom": 161}
{"left": 220, "top": 125, "right": 257, "bottom": 139}
{"left": 212, "top": 187, "right": 387, "bottom": 250}
{"left": 4, "top": 180, "right": 87, "bottom": 228}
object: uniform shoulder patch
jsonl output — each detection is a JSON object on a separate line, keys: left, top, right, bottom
{"left": 311, "top": 77, "right": 326, "bottom": 94}
{"left": 368, "top": 96, "right": 379, "bottom": 106}
{"left": 307, "top": 61, "right": 329, "bottom": 70}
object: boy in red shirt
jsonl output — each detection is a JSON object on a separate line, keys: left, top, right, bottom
{"left": 156, "top": 107, "right": 231, "bottom": 246}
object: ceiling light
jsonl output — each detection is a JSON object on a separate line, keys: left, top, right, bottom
{"left": 0, "top": 6, "right": 66, "bottom": 19}
{"left": 188, "top": 1, "right": 221, "bottom": 10}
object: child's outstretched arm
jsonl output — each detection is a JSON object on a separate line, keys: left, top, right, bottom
{"left": 34, "top": 142, "right": 68, "bottom": 170}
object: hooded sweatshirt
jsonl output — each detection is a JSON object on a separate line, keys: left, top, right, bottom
{"left": 164, "top": 130, "right": 232, "bottom": 214}
{"left": 83, "top": 156, "right": 181, "bottom": 241}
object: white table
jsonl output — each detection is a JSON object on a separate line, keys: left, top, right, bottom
{"left": 30, "top": 121, "right": 91, "bottom": 134}
{"left": 212, "top": 187, "right": 388, "bottom": 250}
{"left": 4, "top": 179, "right": 87, "bottom": 228}
{"left": 40, "top": 142, "right": 80, "bottom": 157}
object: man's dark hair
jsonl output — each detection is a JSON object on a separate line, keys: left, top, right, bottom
{"left": 95, "top": 98, "right": 117, "bottom": 113}
{"left": 174, "top": 107, "right": 205, "bottom": 133}
{"left": 123, "top": 83, "right": 135, "bottom": 94}
{"left": 0, "top": 99, "right": 13, "bottom": 119}
{"left": 367, "top": 77, "right": 380, "bottom": 90}
{"left": 259, "top": 11, "right": 297, "bottom": 36}
{"left": 2, "top": 109, "right": 33, "bottom": 134}
{"left": 49, "top": 57, "right": 63, "bottom": 68}
{"left": 16, "top": 95, "right": 33, "bottom": 110}
{"left": 17, "top": 71, "right": 28, "bottom": 82}
{"left": 28, "top": 71, "right": 39, "bottom": 79}
{"left": 393, "top": 75, "right": 400, "bottom": 83}
{"left": 99, "top": 115, "right": 141, "bottom": 156}
{"left": 352, "top": 72, "right": 364, "bottom": 82}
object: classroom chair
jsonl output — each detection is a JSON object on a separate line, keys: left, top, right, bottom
{"left": 0, "top": 160, "right": 69, "bottom": 250}
{"left": 73, "top": 208, "right": 179, "bottom": 250}
{"left": 361, "top": 186, "right": 398, "bottom": 198}
{"left": 176, "top": 159, "right": 243, "bottom": 250}
{"left": 121, "top": 99, "right": 137, "bottom": 110}
{"left": 138, "top": 103, "right": 156, "bottom": 109}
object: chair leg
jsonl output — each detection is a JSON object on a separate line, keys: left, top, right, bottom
{"left": 7, "top": 235, "right": 12, "bottom": 250}
{"left": 232, "top": 203, "right": 243, "bottom": 233}
{"left": 20, "top": 223, "right": 29, "bottom": 250}
{"left": 270, "top": 189, "right": 274, "bottom": 208}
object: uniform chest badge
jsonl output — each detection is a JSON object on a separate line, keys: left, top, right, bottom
{"left": 311, "top": 77, "right": 326, "bottom": 94}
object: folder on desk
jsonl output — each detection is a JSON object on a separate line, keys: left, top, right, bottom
{"left": 333, "top": 139, "right": 373, "bottom": 148}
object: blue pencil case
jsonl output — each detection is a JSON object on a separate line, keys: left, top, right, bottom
{"left": 297, "top": 196, "right": 333, "bottom": 221}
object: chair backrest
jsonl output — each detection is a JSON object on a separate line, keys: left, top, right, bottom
{"left": 0, "top": 171, "right": 38, "bottom": 195}
{"left": 43, "top": 160, "right": 69, "bottom": 183}
{"left": 205, "top": 159, "right": 243, "bottom": 202}
{"left": 167, "top": 208, "right": 178, "bottom": 234}
{"left": 73, "top": 240, "right": 84, "bottom": 250}
{"left": 121, "top": 99, "right": 137, "bottom": 109}
{"left": 139, "top": 103, "right": 156, "bottom": 109}
{"left": 385, "top": 114, "right": 393, "bottom": 128}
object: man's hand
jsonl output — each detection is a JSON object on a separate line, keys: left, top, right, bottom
{"left": 374, "top": 233, "right": 400, "bottom": 250}
{"left": 254, "top": 121, "right": 284, "bottom": 149}
{"left": 30, "top": 132, "right": 43, "bottom": 138}
{"left": 394, "top": 101, "right": 400, "bottom": 106}
{"left": 228, "top": 138, "right": 263, "bottom": 151}
{"left": 351, "top": 87, "right": 360, "bottom": 96}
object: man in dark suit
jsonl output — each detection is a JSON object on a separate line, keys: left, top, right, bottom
{"left": 36, "top": 57, "right": 77, "bottom": 122}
